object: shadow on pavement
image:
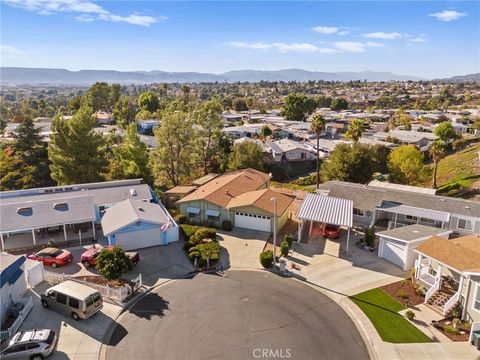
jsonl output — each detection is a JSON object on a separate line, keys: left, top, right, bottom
{"left": 127, "top": 292, "right": 170, "bottom": 320}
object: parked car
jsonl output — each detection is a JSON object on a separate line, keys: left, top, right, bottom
{"left": 27, "top": 247, "right": 73, "bottom": 268}
{"left": 80, "top": 245, "right": 140, "bottom": 268}
{"left": 41, "top": 280, "right": 103, "bottom": 320}
{"left": 0, "top": 328, "right": 57, "bottom": 360}
{"left": 318, "top": 224, "right": 341, "bottom": 238}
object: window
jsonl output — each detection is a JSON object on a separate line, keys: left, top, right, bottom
{"left": 86, "top": 295, "right": 94, "bottom": 307}
{"left": 56, "top": 293, "right": 67, "bottom": 305}
{"left": 353, "top": 208, "right": 365, "bottom": 217}
{"left": 48, "top": 291, "right": 56, "bottom": 298}
{"left": 406, "top": 215, "right": 418, "bottom": 221}
{"left": 93, "top": 293, "right": 101, "bottom": 302}
{"left": 26, "top": 344, "right": 40, "bottom": 350}
{"left": 457, "top": 218, "right": 473, "bottom": 231}
{"left": 420, "top": 218, "right": 435, "bottom": 224}
{"left": 53, "top": 203, "right": 68, "bottom": 211}
{"left": 69, "top": 298, "right": 80, "bottom": 309}
{"left": 474, "top": 284, "right": 480, "bottom": 312}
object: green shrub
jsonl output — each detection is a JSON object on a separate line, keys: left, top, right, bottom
{"left": 415, "top": 284, "right": 426, "bottom": 296}
{"left": 180, "top": 224, "right": 202, "bottom": 241}
{"left": 188, "top": 250, "right": 201, "bottom": 260}
{"left": 396, "top": 289, "right": 408, "bottom": 299}
{"left": 284, "top": 234, "right": 294, "bottom": 248}
{"left": 192, "top": 227, "right": 216, "bottom": 241}
{"left": 259, "top": 250, "right": 274, "bottom": 268}
{"left": 221, "top": 220, "right": 233, "bottom": 231}
{"left": 291, "top": 174, "right": 318, "bottom": 186}
{"left": 188, "top": 241, "right": 221, "bottom": 268}
{"left": 183, "top": 240, "right": 196, "bottom": 251}
{"left": 96, "top": 245, "right": 133, "bottom": 280}
{"left": 364, "top": 226, "right": 376, "bottom": 247}
{"left": 406, "top": 310, "right": 415, "bottom": 321}
{"left": 280, "top": 241, "right": 290, "bottom": 257}
{"left": 443, "top": 325, "right": 460, "bottom": 335}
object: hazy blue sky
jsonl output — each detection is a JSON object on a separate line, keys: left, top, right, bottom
{"left": 1, "top": 1, "right": 478, "bottom": 78}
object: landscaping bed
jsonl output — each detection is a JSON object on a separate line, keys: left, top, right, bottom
{"left": 73, "top": 275, "right": 125, "bottom": 288}
{"left": 381, "top": 279, "right": 425, "bottom": 307}
{"left": 350, "top": 288, "right": 432, "bottom": 343}
{"left": 182, "top": 225, "right": 221, "bottom": 270}
{"left": 432, "top": 317, "right": 471, "bottom": 342}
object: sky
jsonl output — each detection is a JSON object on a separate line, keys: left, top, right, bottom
{"left": 1, "top": 1, "right": 479, "bottom": 79}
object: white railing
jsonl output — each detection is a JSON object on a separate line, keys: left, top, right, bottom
{"left": 0, "top": 296, "right": 34, "bottom": 340}
{"left": 443, "top": 290, "right": 460, "bottom": 316}
{"left": 415, "top": 260, "right": 436, "bottom": 286}
{"left": 387, "top": 221, "right": 408, "bottom": 230}
{"left": 43, "top": 270, "right": 142, "bottom": 302}
{"left": 424, "top": 278, "right": 441, "bottom": 304}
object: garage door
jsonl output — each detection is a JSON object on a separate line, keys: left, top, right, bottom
{"left": 116, "top": 227, "right": 162, "bottom": 250}
{"left": 381, "top": 240, "right": 406, "bottom": 269}
{"left": 234, "top": 212, "right": 271, "bottom": 232}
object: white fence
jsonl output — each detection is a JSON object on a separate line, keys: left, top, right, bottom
{"left": 0, "top": 296, "right": 34, "bottom": 341}
{"left": 26, "top": 260, "right": 44, "bottom": 288}
{"left": 43, "top": 271, "right": 142, "bottom": 302}
{"left": 424, "top": 278, "right": 441, "bottom": 304}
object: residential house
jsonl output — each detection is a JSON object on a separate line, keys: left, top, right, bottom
{"left": 136, "top": 119, "right": 158, "bottom": 134}
{"left": 223, "top": 124, "right": 263, "bottom": 139}
{"left": 265, "top": 139, "right": 316, "bottom": 162}
{"left": 0, "top": 254, "right": 28, "bottom": 326}
{"left": 415, "top": 234, "right": 480, "bottom": 323}
{"left": 0, "top": 179, "right": 178, "bottom": 251}
{"left": 176, "top": 169, "right": 294, "bottom": 233}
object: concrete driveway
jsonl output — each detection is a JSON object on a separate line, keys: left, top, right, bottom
{"left": 287, "top": 230, "right": 408, "bottom": 301}
{"left": 20, "top": 282, "right": 122, "bottom": 360}
{"left": 217, "top": 228, "right": 269, "bottom": 270}
{"left": 44, "top": 242, "right": 194, "bottom": 288}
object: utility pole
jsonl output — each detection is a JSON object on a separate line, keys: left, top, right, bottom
{"left": 271, "top": 197, "right": 277, "bottom": 266}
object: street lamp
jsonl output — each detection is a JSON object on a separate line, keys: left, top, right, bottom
{"left": 271, "top": 197, "right": 277, "bottom": 266}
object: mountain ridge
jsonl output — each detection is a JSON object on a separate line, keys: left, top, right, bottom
{"left": 0, "top": 67, "right": 466, "bottom": 85}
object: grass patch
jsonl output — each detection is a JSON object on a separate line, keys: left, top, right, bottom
{"left": 350, "top": 288, "right": 432, "bottom": 343}
{"left": 422, "top": 143, "right": 480, "bottom": 197}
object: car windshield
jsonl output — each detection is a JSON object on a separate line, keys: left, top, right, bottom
{"left": 52, "top": 250, "right": 63, "bottom": 257}
{"left": 325, "top": 225, "right": 338, "bottom": 231}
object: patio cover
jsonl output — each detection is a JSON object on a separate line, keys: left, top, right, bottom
{"left": 297, "top": 193, "right": 353, "bottom": 228}
{"left": 379, "top": 202, "right": 450, "bottom": 223}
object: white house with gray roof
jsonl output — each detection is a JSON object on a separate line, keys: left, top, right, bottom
{"left": 0, "top": 179, "right": 178, "bottom": 251}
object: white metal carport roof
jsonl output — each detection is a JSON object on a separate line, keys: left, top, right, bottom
{"left": 297, "top": 193, "right": 353, "bottom": 228}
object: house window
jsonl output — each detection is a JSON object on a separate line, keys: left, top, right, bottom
{"left": 420, "top": 218, "right": 435, "bottom": 224}
{"left": 473, "top": 284, "right": 480, "bottom": 312}
{"left": 457, "top": 218, "right": 473, "bottom": 231}
{"left": 406, "top": 215, "right": 418, "bottom": 221}
{"left": 353, "top": 208, "right": 365, "bottom": 217}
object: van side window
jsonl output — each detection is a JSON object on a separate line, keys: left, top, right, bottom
{"left": 56, "top": 293, "right": 67, "bottom": 305}
{"left": 93, "top": 293, "right": 101, "bottom": 302}
{"left": 69, "top": 297, "right": 80, "bottom": 309}
{"left": 86, "top": 295, "right": 94, "bottom": 307}
{"left": 48, "top": 290, "right": 56, "bottom": 298}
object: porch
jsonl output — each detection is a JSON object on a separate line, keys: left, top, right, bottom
{"left": 0, "top": 221, "right": 98, "bottom": 252}
{"left": 415, "top": 253, "right": 466, "bottom": 319}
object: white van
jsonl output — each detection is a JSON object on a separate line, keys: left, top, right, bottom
{"left": 41, "top": 281, "right": 103, "bottom": 320}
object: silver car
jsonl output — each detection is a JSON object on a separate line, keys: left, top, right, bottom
{"left": 0, "top": 329, "right": 57, "bottom": 360}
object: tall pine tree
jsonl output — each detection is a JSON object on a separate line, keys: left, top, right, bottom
{"left": 48, "top": 107, "right": 108, "bottom": 185}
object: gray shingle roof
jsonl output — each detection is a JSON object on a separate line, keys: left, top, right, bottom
{"left": 317, "top": 181, "right": 480, "bottom": 218}
{"left": 101, "top": 199, "right": 170, "bottom": 236}
{"left": 377, "top": 224, "right": 451, "bottom": 242}
{"left": 0, "top": 195, "right": 96, "bottom": 233}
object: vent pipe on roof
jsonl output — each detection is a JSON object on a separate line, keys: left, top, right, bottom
{"left": 130, "top": 189, "right": 137, "bottom": 196}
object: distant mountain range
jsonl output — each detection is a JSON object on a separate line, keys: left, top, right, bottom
{"left": 434, "top": 73, "right": 480, "bottom": 83}
{"left": 0, "top": 67, "right": 427, "bottom": 85}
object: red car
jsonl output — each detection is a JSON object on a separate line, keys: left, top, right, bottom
{"left": 80, "top": 245, "right": 140, "bottom": 268}
{"left": 318, "top": 224, "right": 341, "bottom": 238}
{"left": 27, "top": 247, "right": 73, "bottom": 268}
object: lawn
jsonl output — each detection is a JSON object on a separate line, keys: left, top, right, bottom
{"left": 350, "top": 288, "right": 432, "bottom": 343}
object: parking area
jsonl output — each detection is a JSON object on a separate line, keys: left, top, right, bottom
{"left": 217, "top": 228, "right": 270, "bottom": 270}
{"left": 19, "top": 282, "right": 122, "bottom": 360}
{"left": 43, "top": 242, "right": 194, "bottom": 288}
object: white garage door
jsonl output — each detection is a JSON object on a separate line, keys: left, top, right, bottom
{"left": 116, "top": 227, "right": 162, "bottom": 250}
{"left": 234, "top": 212, "right": 271, "bottom": 233}
{"left": 381, "top": 240, "right": 406, "bottom": 269}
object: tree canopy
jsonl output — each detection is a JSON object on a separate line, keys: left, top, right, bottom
{"left": 434, "top": 121, "right": 457, "bottom": 143}
{"left": 388, "top": 145, "right": 425, "bottom": 185}
{"left": 228, "top": 142, "right": 264, "bottom": 172}
{"left": 138, "top": 91, "right": 160, "bottom": 113}
{"left": 281, "top": 93, "right": 317, "bottom": 121}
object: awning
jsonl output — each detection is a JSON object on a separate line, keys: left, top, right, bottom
{"left": 187, "top": 207, "right": 201, "bottom": 215}
{"left": 379, "top": 203, "right": 450, "bottom": 223}
{"left": 297, "top": 193, "right": 353, "bottom": 228}
{"left": 205, "top": 210, "right": 220, "bottom": 217}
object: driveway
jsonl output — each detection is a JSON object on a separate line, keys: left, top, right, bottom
{"left": 217, "top": 228, "right": 269, "bottom": 270}
{"left": 45, "top": 242, "right": 194, "bottom": 288}
{"left": 288, "top": 231, "right": 408, "bottom": 301}
{"left": 20, "top": 282, "right": 123, "bottom": 360}
{"left": 105, "top": 270, "right": 369, "bottom": 360}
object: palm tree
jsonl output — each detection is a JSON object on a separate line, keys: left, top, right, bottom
{"left": 429, "top": 140, "right": 446, "bottom": 189}
{"left": 345, "top": 119, "right": 366, "bottom": 142}
{"left": 310, "top": 114, "right": 326, "bottom": 189}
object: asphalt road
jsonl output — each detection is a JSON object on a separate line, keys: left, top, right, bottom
{"left": 106, "top": 270, "right": 369, "bottom": 360}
